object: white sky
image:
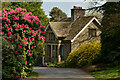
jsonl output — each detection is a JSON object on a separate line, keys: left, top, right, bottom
{"left": 41, "top": 1, "right": 106, "bottom": 18}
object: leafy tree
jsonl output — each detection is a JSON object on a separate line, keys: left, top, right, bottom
{"left": 2, "top": 2, "right": 50, "bottom": 26}
{"left": 86, "top": 12, "right": 103, "bottom": 21}
{"left": 49, "top": 7, "right": 67, "bottom": 22}
{"left": 88, "top": 2, "right": 120, "bottom": 63}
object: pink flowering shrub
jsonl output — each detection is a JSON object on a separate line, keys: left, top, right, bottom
{"left": 1, "top": 7, "right": 45, "bottom": 79}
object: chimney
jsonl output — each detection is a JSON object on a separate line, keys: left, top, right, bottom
{"left": 71, "top": 6, "right": 85, "bottom": 21}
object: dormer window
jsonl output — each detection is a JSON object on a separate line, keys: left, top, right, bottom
{"left": 89, "top": 28, "right": 96, "bottom": 37}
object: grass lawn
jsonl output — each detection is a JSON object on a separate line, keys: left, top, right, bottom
{"left": 21, "top": 72, "right": 39, "bottom": 80}
{"left": 90, "top": 66, "right": 120, "bottom": 80}
{"left": 28, "top": 71, "right": 39, "bottom": 78}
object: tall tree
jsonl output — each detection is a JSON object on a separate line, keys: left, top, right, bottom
{"left": 2, "top": 2, "right": 50, "bottom": 26}
{"left": 89, "top": 2, "right": 120, "bottom": 63}
{"left": 49, "top": 7, "right": 67, "bottom": 22}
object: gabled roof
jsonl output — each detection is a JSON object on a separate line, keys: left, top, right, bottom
{"left": 45, "top": 16, "right": 101, "bottom": 41}
{"left": 45, "top": 22, "right": 72, "bottom": 37}
{"left": 64, "top": 16, "right": 94, "bottom": 40}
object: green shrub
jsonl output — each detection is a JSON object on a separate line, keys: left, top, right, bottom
{"left": 56, "top": 61, "right": 69, "bottom": 68}
{"left": 66, "top": 40, "right": 101, "bottom": 68}
{"left": 100, "top": 26, "right": 120, "bottom": 63}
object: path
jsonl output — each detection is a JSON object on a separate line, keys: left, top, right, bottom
{"left": 32, "top": 67, "right": 96, "bottom": 80}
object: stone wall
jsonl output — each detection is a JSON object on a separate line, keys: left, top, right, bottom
{"left": 71, "top": 21, "right": 101, "bottom": 51}
{"left": 62, "top": 40, "right": 71, "bottom": 60}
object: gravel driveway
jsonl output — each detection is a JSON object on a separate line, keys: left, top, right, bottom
{"left": 31, "top": 67, "right": 96, "bottom": 80}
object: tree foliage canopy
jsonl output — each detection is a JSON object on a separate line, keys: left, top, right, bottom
{"left": 49, "top": 7, "right": 67, "bottom": 22}
{"left": 89, "top": 2, "right": 120, "bottom": 63}
{"left": 2, "top": 2, "right": 50, "bottom": 26}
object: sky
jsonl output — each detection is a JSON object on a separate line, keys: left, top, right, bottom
{"left": 42, "top": 2, "right": 90, "bottom": 18}
{"left": 41, "top": 1, "right": 106, "bottom": 18}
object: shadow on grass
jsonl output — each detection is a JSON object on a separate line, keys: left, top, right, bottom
{"left": 96, "top": 77, "right": 120, "bottom": 80}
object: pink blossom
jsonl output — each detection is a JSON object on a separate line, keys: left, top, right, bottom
{"left": 7, "top": 19, "right": 10, "bottom": 22}
{"left": 3, "top": 9, "right": 5, "bottom": 12}
{"left": 20, "top": 46, "right": 22, "bottom": 48}
{"left": 16, "top": 51, "right": 18, "bottom": 53}
{"left": 12, "top": 15, "right": 15, "bottom": 17}
{"left": 3, "top": 14, "right": 5, "bottom": 16}
{"left": 42, "top": 38, "right": 45, "bottom": 41}
{"left": 8, "top": 8, "right": 11, "bottom": 10}
{"left": 14, "top": 22, "right": 17, "bottom": 24}
{"left": 32, "top": 34, "right": 36, "bottom": 36}
{"left": 29, "top": 31, "right": 31, "bottom": 34}
{"left": 36, "top": 30, "right": 38, "bottom": 33}
{"left": 29, "top": 53, "right": 32, "bottom": 55}
{"left": 30, "top": 40, "right": 32, "bottom": 43}
{"left": 11, "top": 74, "right": 14, "bottom": 76}
{"left": 10, "top": 26, "right": 12, "bottom": 30}
{"left": 8, "top": 32, "right": 11, "bottom": 35}
{"left": 23, "top": 41, "right": 28, "bottom": 45}
{"left": 29, "top": 12, "right": 32, "bottom": 15}
{"left": 2, "top": 32, "right": 4, "bottom": 35}
{"left": 27, "top": 50, "right": 29, "bottom": 52}
{"left": 3, "top": 38, "right": 5, "bottom": 40}
{"left": 2, "top": 26, "right": 4, "bottom": 29}
{"left": 15, "top": 75, "right": 18, "bottom": 78}
{"left": 32, "top": 38, "right": 34, "bottom": 40}
{"left": 16, "top": 39, "right": 18, "bottom": 41}
{"left": 15, "top": 28, "right": 19, "bottom": 31}
{"left": 23, "top": 47, "right": 25, "bottom": 49}
{"left": 38, "top": 33, "right": 40, "bottom": 35}
{"left": 29, "top": 37, "right": 31, "bottom": 39}
{"left": 18, "top": 37, "right": 21, "bottom": 39}
{"left": 31, "top": 30, "right": 35, "bottom": 33}
{"left": 40, "top": 26, "right": 45, "bottom": 28}
{"left": 38, "top": 37, "right": 41, "bottom": 39}
{"left": 15, "top": 17, "right": 19, "bottom": 19}
{"left": 38, "top": 29, "right": 41, "bottom": 31}
{"left": 8, "top": 12, "right": 11, "bottom": 14}
{"left": 24, "top": 25, "right": 27, "bottom": 28}
{"left": 7, "top": 27, "right": 10, "bottom": 31}
{"left": 25, "top": 56, "right": 26, "bottom": 58}
{"left": 40, "top": 35, "right": 44, "bottom": 37}
{"left": 23, "top": 37, "right": 27, "bottom": 40}
{"left": 35, "top": 22, "right": 38, "bottom": 24}
{"left": 41, "top": 31, "right": 45, "bottom": 34}
{"left": 25, "top": 61, "right": 27, "bottom": 63}
{"left": 5, "top": 24, "right": 8, "bottom": 27}
{"left": 14, "top": 70, "right": 16, "bottom": 72}
{"left": 31, "top": 46, "right": 34, "bottom": 48}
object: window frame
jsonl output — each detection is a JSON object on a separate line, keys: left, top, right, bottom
{"left": 49, "top": 32, "right": 55, "bottom": 41}
{"left": 88, "top": 28, "right": 97, "bottom": 37}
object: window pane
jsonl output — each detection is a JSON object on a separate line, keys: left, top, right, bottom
{"left": 89, "top": 29, "right": 96, "bottom": 37}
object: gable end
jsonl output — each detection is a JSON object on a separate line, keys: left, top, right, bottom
{"left": 45, "top": 23, "right": 58, "bottom": 39}
{"left": 71, "top": 17, "right": 101, "bottom": 42}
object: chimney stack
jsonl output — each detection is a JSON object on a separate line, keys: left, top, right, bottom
{"left": 71, "top": 6, "right": 85, "bottom": 21}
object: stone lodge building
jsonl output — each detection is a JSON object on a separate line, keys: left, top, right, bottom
{"left": 45, "top": 6, "right": 102, "bottom": 63}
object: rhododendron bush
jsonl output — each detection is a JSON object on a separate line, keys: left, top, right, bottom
{"left": 1, "top": 7, "right": 45, "bottom": 79}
